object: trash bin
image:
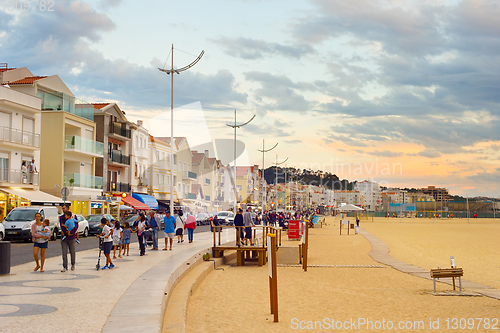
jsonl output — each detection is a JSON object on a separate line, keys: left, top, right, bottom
{"left": 350, "top": 223, "right": 354, "bottom": 229}
{"left": 355, "top": 226, "right": 360, "bottom": 234}
{"left": 0, "top": 241, "right": 11, "bottom": 275}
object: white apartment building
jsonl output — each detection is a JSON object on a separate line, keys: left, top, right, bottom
{"left": 333, "top": 190, "right": 361, "bottom": 206}
{"left": 354, "top": 180, "right": 382, "bottom": 211}
{"left": 129, "top": 120, "right": 150, "bottom": 194}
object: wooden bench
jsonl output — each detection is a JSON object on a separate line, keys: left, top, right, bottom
{"left": 430, "top": 268, "right": 463, "bottom": 293}
{"left": 212, "top": 246, "right": 267, "bottom": 267}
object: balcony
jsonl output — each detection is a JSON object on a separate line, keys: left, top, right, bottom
{"left": 0, "top": 126, "right": 40, "bottom": 148}
{"left": 106, "top": 182, "right": 130, "bottom": 193}
{"left": 186, "top": 193, "right": 196, "bottom": 200}
{"left": 108, "top": 150, "right": 130, "bottom": 166}
{"left": 135, "top": 148, "right": 149, "bottom": 159}
{"left": 64, "top": 135, "right": 104, "bottom": 158}
{"left": 0, "top": 168, "right": 39, "bottom": 186}
{"left": 109, "top": 122, "right": 131, "bottom": 140}
{"left": 64, "top": 173, "right": 103, "bottom": 189}
{"left": 183, "top": 171, "right": 197, "bottom": 181}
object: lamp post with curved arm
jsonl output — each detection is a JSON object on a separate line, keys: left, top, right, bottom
{"left": 274, "top": 155, "right": 288, "bottom": 212}
{"left": 226, "top": 110, "right": 255, "bottom": 212}
{"left": 258, "top": 140, "right": 278, "bottom": 216}
{"left": 159, "top": 45, "right": 204, "bottom": 213}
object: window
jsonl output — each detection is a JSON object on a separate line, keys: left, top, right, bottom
{"left": 135, "top": 163, "right": 138, "bottom": 177}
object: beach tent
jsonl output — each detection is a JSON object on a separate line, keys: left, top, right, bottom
{"left": 337, "top": 204, "right": 364, "bottom": 211}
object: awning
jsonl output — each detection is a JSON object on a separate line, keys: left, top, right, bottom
{"left": 157, "top": 200, "right": 183, "bottom": 211}
{"left": 119, "top": 195, "right": 150, "bottom": 210}
{"left": 0, "top": 188, "right": 64, "bottom": 206}
{"left": 132, "top": 193, "right": 158, "bottom": 210}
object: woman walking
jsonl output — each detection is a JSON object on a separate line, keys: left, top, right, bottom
{"left": 31, "top": 212, "right": 49, "bottom": 272}
{"left": 184, "top": 214, "right": 196, "bottom": 243}
{"left": 137, "top": 215, "right": 147, "bottom": 256}
{"left": 175, "top": 210, "right": 185, "bottom": 243}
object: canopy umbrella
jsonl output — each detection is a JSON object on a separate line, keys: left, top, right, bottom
{"left": 337, "top": 204, "right": 364, "bottom": 211}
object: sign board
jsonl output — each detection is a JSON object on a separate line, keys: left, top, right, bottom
{"left": 61, "top": 187, "right": 69, "bottom": 197}
{"left": 267, "top": 235, "right": 273, "bottom": 278}
{"left": 341, "top": 220, "right": 349, "bottom": 225}
{"left": 288, "top": 220, "right": 300, "bottom": 240}
{"left": 302, "top": 222, "right": 306, "bottom": 244}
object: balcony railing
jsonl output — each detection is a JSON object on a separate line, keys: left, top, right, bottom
{"left": 0, "top": 168, "right": 39, "bottom": 185}
{"left": 109, "top": 122, "right": 131, "bottom": 139}
{"left": 108, "top": 150, "right": 130, "bottom": 165}
{"left": 65, "top": 136, "right": 104, "bottom": 156}
{"left": 106, "top": 182, "right": 130, "bottom": 192}
{"left": 187, "top": 193, "right": 196, "bottom": 200}
{"left": 64, "top": 173, "right": 103, "bottom": 189}
{"left": 183, "top": 170, "right": 197, "bottom": 180}
{"left": 0, "top": 126, "right": 40, "bottom": 148}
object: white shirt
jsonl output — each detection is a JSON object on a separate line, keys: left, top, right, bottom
{"left": 113, "top": 227, "right": 122, "bottom": 238}
{"left": 102, "top": 225, "right": 113, "bottom": 242}
{"left": 175, "top": 216, "right": 184, "bottom": 230}
{"left": 137, "top": 221, "right": 146, "bottom": 234}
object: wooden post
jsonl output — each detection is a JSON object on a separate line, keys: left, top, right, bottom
{"left": 213, "top": 223, "right": 216, "bottom": 247}
{"left": 267, "top": 233, "right": 278, "bottom": 322}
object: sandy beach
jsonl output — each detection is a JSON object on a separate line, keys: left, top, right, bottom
{"left": 186, "top": 217, "right": 500, "bottom": 332}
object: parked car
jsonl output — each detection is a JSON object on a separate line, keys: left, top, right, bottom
{"left": 86, "top": 214, "right": 115, "bottom": 235}
{"left": 2, "top": 206, "right": 60, "bottom": 241}
{"left": 196, "top": 213, "right": 210, "bottom": 226}
{"left": 121, "top": 213, "right": 139, "bottom": 230}
{"left": 216, "top": 211, "right": 235, "bottom": 226}
{"left": 57, "top": 214, "right": 90, "bottom": 238}
{"left": 0, "top": 221, "right": 4, "bottom": 241}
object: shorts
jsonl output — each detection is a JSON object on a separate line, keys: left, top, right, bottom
{"left": 165, "top": 233, "right": 175, "bottom": 239}
{"left": 245, "top": 227, "right": 252, "bottom": 239}
{"left": 176, "top": 228, "right": 183, "bottom": 236}
{"left": 34, "top": 242, "right": 48, "bottom": 249}
{"left": 103, "top": 241, "right": 113, "bottom": 255}
{"left": 122, "top": 238, "right": 130, "bottom": 244}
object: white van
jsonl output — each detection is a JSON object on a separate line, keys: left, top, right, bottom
{"left": 3, "top": 206, "right": 60, "bottom": 241}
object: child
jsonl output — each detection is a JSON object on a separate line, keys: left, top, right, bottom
{"left": 41, "top": 219, "right": 51, "bottom": 240}
{"left": 98, "top": 217, "right": 114, "bottom": 269}
{"left": 61, "top": 211, "right": 80, "bottom": 244}
{"left": 121, "top": 222, "right": 133, "bottom": 256}
{"left": 112, "top": 221, "right": 123, "bottom": 259}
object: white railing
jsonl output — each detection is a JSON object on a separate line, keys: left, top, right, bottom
{"left": 0, "top": 168, "right": 39, "bottom": 185}
{"left": 0, "top": 126, "right": 40, "bottom": 148}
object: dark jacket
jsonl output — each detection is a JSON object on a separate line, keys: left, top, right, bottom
{"left": 59, "top": 214, "right": 78, "bottom": 240}
{"left": 234, "top": 214, "right": 244, "bottom": 227}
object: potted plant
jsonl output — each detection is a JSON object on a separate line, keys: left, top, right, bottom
{"left": 69, "top": 178, "right": 75, "bottom": 187}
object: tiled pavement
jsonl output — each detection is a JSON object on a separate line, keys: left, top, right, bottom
{"left": 0, "top": 228, "right": 236, "bottom": 333}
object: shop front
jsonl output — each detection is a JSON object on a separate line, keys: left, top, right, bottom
{"left": 0, "top": 188, "right": 64, "bottom": 221}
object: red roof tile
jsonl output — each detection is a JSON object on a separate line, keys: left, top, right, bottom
{"left": 192, "top": 152, "right": 205, "bottom": 164}
{"left": 8, "top": 76, "right": 47, "bottom": 85}
{"left": 91, "top": 103, "right": 111, "bottom": 109}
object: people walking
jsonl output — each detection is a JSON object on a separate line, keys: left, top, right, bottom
{"left": 184, "top": 214, "right": 196, "bottom": 243}
{"left": 121, "top": 222, "right": 133, "bottom": 256}
{"left": 242, "top": 207, "right": 254, "bottom": 246}
{"left": 148, "top": 211, "right": 160, "bottom": 250}
{"left": 163, "top": 210, "right": 176, "bottom": 251}
{"left": 234, "top": 208, "right": 244, "bottom": 246}
{"left": 137, "top": 215, "right": 147, "bottom": 256}
{"left": 31, "top": 213, "right": 49, "bottom": 272}
{"left": 112, "top": 221, "right": 123, "bottom": 259}
{"left": 99, "top": 217, "right": 114, "bottom": 269}
{"left": 59, "top": 205, "right": 78, "bottom": 272}
{"left": 175, "top": 210, "right": 185, "bottom": 243}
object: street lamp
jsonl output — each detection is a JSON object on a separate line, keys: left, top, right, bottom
{"left": 159, "top": 45, "right": 204, "bottom": 212}
{"left": 257, "top": 140, "right": 278, "bottom": 215}
{"left": 274, "top": 155, "right": 288, "bottom": 211}
{"left": 226, "top": 110, "right": 255, "bottom": 212}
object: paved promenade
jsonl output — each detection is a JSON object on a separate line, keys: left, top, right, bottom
{"left": 0, "top": 229, "right": 235, "bottom": 333}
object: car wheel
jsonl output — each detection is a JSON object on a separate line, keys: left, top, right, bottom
{"left": 83, "top": 227, "right": 89, "bottom": 237}
{"left": 51, "top": 228, "right": 58, "bottom": 241}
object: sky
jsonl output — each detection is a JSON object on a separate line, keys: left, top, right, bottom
{"left": 1, "top": 0, "right": 500, "bottom": 197}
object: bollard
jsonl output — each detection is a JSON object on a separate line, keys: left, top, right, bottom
{"left": 0, "top": 241, "right": 11, "bottom": 275}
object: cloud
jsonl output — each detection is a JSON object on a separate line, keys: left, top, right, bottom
{"left": 210, "top": 37, "right": 315, "bottom": 60}
{"left": 417, "top": 150, "right": 442, "bottom": 159}
{"left": 0, "top": 1, "right": 246, "bottom": 110}
{"left": 244, "top": 71, "right": 315, "bottom": 112}
{"left": 99, "top": 0, "right": 123, "bottom": 8}
{"left": 367, "top": 150, "right": 403, "bottom": 157}
{"left": 285, "top": 139, "right": 301, "bottom": 144}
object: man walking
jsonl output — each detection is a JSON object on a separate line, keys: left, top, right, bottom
{"left": 242, "top": 207, "right": 254, "bottom": 246}
{"left": 59, "top": 204, "right": 78, "bottom": 272}
{"left": 148, "top": 211, "right": 159, "bottom": 250}
{"left": 163, "top": 210, "right": 176, "bottom": 251}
